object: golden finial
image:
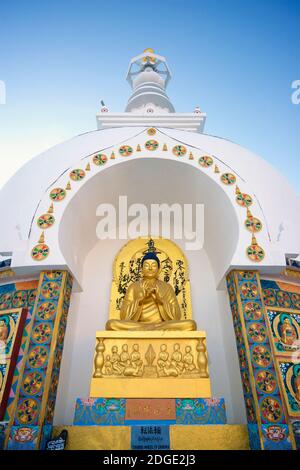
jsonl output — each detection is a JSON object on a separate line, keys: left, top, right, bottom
{"left": 251, "top": 234, "right": 258, "bottom": 245}
{"left": 142, "top": 48, "right": 156, "bottom": 64}
{"left": 38, "top": 231, "right": 45, "bottom": 244}
{"left": 247, "top": 208, "right": 253, "bottom": 219}
{"left": 163, "top": 144, "right": 168, "bottom": 151}
{"left": 189, "top": 152, "right": 194, "bottom": 160}
{"left": 66, "top": 181, "right": 71, "bottom": 191}
{"left": 110, "top": 151, "right": 115, "bottom": 159}
{"left": 235, "top": 185, "right": 241, "bottom": 195}
{"left": 85, "top": 163, "right": 91, "bottom": 171}
{"left": 47, "top": 203, "right": 54, "bottom": 214}
{"left": 136, "top": 144, "right": 141, "bottom": 152}
{"left": 214, "top": 165, "right": 220, "bottom": 173}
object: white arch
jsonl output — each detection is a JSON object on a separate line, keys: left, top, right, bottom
{"left": 21, "top": 128, "right": 276, "bottom": 287}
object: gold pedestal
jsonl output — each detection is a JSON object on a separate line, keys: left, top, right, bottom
{"left": 53, "top": 425, "right": 250, "bottom": 450}
{"left": 90, "top": 330, "right": 211, "bottom": 398}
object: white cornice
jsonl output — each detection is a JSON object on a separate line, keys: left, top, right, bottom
{"left": 96, "top": 113, "right": 206, "bottom": 133}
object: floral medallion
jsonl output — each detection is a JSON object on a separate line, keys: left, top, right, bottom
{"left": 41, "top": 281, "right": 60, "bottom": 299}
{"left": 31, "top": 244, "right": 50, "bottom": 261}
{"left": 49, "top": 188, "right": 66, "bottom": 202}
{"left": 251, "top": 345, "right": 272, "bottom": 367}
{"left": 22, "top": 371, "right": 44, "bottom": 396}
{"left": 244, "top": 301, "right": 263, "bottom": 321}
{"left": 236, "top": 193, "right": 253, "bottom": 207}
{"left": 27, "top": 345, "right": 48, "bottom": 369}
{"left": 16, "top": 398, "right": 39, "bottom": 425}
{"left": 93, "top": 153, "right": 108, "bottom": 165}
{"left": 0, "top": 292, "right": 12, "bottom": 309}
{"left": 245, "top": 217, "right": 262, "bottom": 233}
{"left": 221, "top": 173, "right": 236, "bottom": 185}
{"left": 70, "top": 169, "right": 86, "bottom": 181}
{"left": 12, "top": 290, "right": 27, "bottom": 308}
{"left": 247, "top": 322, "right": 267, "bottom": 343}
{"left": 37, "top": 214, "right": 55, "bottom": 229}
{"left": 263, "top": 289, "right": 276, "bottom": 306}
{"left": 198, "top": 156, "right": 213, "bottom": 167}
{"left": 276, "top": 291, "right": 291, "bottom": 308}
{"left": 32, "top": 322, "right": 52, "bottom": 344}
{"left": 247, "top": 243, "right": 265, "bottom": 262}
{"left": 172, "top": 145, "right": 187, "bottom": 157}
{"left": 119, "top": 145, "right": 133, "bottom": 156}
{"left": 37, "top": 301, "right": 57, "bottom": 321}
{"left": 260, "top": 397, "right": 283, "bottom": 423}
{"left": 256, "top": 370, "right": 277, "bottom": 394}
{"left": 291, "top": 293, "right": 300, "bottom": 309}
{"left": 241, "top": 282, "right": 258, "bottom": 299}
{"left": 145, "top": 140, "right": 159, "bottom": 151}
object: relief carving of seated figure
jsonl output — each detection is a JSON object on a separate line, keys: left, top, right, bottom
{"left": 106, "top": 252, "right": 197, "bottom": 331}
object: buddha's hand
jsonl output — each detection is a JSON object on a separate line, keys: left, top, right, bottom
{"left": 151, "top": 286, "right": 163, "bottom": 304}
{"left": 143, "top": 280, "right": 156, "bottom": 297}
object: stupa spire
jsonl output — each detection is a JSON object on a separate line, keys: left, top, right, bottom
{"left": 125, "top": 48, "right": 175, "bottom": 114}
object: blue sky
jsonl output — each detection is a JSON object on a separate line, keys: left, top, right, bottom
{"left": 0, "top": 0, "right": 299, "bottom": 192}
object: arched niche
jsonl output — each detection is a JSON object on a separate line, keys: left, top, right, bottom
{"left": 58, "top": 158, "right": 240, "bottom": 287}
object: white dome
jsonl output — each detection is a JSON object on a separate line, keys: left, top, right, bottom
{"left": 0, "top": 126, "right": 299, "bottom": 287}
{"left": 133, "top": 67, "right": 165, "bottom": 90}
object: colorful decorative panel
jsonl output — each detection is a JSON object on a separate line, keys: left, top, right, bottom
{"left": 175, "top": 398, "right": 226, "bottom": 425}
{"left": 73, "top": 397, "right": 226, "bottom": 427}
{"left": 266, "top": 310, "right": 300, "bottom": 355}
{"left": 261, "top": 278, "right": 300, "bottom": 448}
{"left": 73, "top": 398, "right": 126, "bottom": 426}
{"left": 5, "top": 271, "right": 73, "bottom": 450}
{"left": 0, "top": 281, "right": 38, "bottom": 425}
{"left": 278, "top": 361, "right": 300, "bottom": 416}
{"left": 261, "top": 279, "right": 300, "bottom": 310}
{"left": 0, "top": 308, "right": 27, "bottom": 420}
{"left": 226, "top": 271, "right": 294, "bottom": 450}
{"left": 7, "top": 425, "right": 39, "bottom": 450}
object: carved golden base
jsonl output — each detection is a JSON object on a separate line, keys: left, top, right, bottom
{"left": 90, "top": 330, "right": 211, "bottom": 398}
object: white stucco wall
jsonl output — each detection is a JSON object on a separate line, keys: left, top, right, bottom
{"left": 54, "top": 238, "right": 247, "bottom": 425}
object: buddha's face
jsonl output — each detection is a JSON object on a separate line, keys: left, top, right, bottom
{"left": 142, "top": 259, "right": 159, "bottom": 279}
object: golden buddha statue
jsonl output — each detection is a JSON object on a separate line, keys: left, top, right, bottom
{"left": 90, "top": 238, "right": 210, "bottom": 399}
{"left": 106, "top": 252, "right": 196, "bottom": 331}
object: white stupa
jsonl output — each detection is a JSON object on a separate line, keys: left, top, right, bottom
{"left": 1, "top": 49, "right": 299, "bottom": 425}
